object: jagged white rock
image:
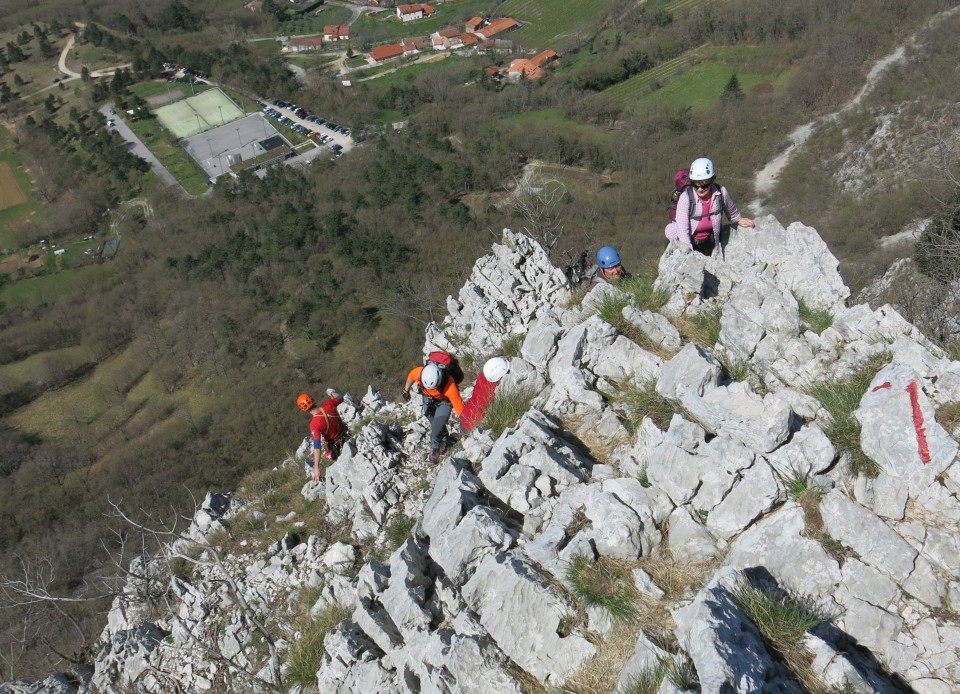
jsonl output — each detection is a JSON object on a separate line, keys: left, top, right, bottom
{"left": 25, "top": 223, "right": 958, "bottom": 694}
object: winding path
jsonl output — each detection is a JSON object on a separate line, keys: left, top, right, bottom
{"left": 749, "top": 5, "right": 960, "bottom": 214}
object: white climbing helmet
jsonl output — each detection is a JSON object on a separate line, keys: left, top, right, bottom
{"left": 482, "top": 356, "right": 510, "bottom": 383}
{"left": 421, "top": 363, "right": 442, "bottom": 389}
{"left": 689, "top": 157, "right": 715, "bottom": 181}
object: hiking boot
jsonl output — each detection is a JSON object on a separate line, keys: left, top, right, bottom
{"left": 429, "top": 448, "right": 440, "bottom": 464}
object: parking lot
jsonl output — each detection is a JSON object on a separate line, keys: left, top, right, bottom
{"left": 262, "top": 98, "right": 355, "bottom": 160}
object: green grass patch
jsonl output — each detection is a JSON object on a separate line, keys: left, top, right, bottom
{"left": 621, "top": 663, "right": 666, "bottom": 694}
{"left": 286, "top": 604, "right": 351, "bottom": 688}
{"left": 500, "top": 333, "right": 525, "bottom": 358}
{"left": 734, "top": 580, "right": 827, "bottom": 692}
{"left": 384, "top": 514, "right": 415, "bottom": 549}
{"left": 124, "top": 117, "right": 210, "bottom": 195}
{"left": 675, "top": 306, "right": 722, "bottom": 347}
{"left": 499, "top": 0, "right": 615, "bottom": 47}
{"left": 606, "top": 45, "right": 796, "bottom": 113}
{"left": 0, "top": 262, "right": 116, "bottom": 309}
{"left": 128, "top": 80, "right": 212, "bottom": 100}
{"left": 806, "top": 353, "right": 890, "bottom": 478}
{"left": 350, "top": 56, "right": 447, "bottom": 85}
{"left": 481, "top": 383, "right": 538, "bottom": 438}
{"left": 567, "top": 556, "right": 637, "bottom": 622}
{"left": 615, "top": 378, "right": 682, "bottom": 432}
{"left": 796, "top": 296, "right": 834, "bottom": 334}
{"left": 619, "top": 274, "right": 670, "bottom": 313}
{"left": 344, "top": 56, "right": 370, "bottom": 69}
{"left": 0, "top": 125, "right": 44, "bottom": 248}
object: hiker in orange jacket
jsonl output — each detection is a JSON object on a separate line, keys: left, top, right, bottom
{"left": 403, "top": 363, "right": 463, "bottom": 463}
{"left": 296, "top": 390, "right": 346, "bottom": 482}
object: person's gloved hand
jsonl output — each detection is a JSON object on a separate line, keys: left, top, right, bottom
{"left": 400, "top": 390, "right": 411, "bottom": 403}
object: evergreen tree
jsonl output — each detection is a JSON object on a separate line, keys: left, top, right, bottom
{"left": 723, "top": 73, "right": 744, "bottom": 100}
{"left": 13, "top": 73, "right": 24, "bottom": 86}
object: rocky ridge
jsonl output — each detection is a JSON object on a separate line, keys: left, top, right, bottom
{"left": 6, "top": 220, "right": 960, "bottom": 694}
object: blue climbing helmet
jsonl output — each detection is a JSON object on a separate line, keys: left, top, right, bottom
{"left": 597, "top": 246, "right": 621, "bottom": 269}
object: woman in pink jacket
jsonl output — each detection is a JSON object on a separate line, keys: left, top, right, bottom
{"left": 665, "top": 157, "right": 754, "bottom": 256}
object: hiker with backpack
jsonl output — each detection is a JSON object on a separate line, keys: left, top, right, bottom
{"left": 665, "top": 157, "right": 754, "bottom": 256}
{"left": 402, "top": 351, "right": 464, "bottom": 463}
{"left": 461, "top": 356, "right": 511, "bottom": 433}
{"left": 297, "top": 389, "right": 347, "bottom": 482}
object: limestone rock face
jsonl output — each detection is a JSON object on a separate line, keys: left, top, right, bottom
{"left": 42, "top": 224, "right": 960, "bottom": 694}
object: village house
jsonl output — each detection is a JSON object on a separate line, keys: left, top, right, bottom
{"left": 285, "top": 36, "right": 325, "bottom": 52}
{"left": 506, "top": 49, "right": 560, "bottom": 81}
{"left": 430, "top": 26, "right": 463, "bottom": 50}
{"left": 465, "top": 16, "right": 484, "bottom": 32}
{"left": 370, "top": 43, "right": 404, "bottom": 62}
{"left": 473, "top": 17, "right": 520, "bottom": 39}
{"left": 244, "top": 0, "right": 263, "bottom": 11}
{"left": 323, "top": 25, "right": 350, "bottom": 41}
{"left": 396, "top": 4, "right": 435, "bottom": 21}
{"left": 400, "top": 36, "right": 425, "bottom": 54}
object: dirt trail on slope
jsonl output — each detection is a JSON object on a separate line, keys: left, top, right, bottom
{"left": 750, "top": 4, "right": 960, "bottom": 214}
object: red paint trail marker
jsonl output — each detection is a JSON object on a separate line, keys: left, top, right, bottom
{"left": 872, "top": 382, "right": 892, "bottom": 392}
{"left": 905, "top": 381, "right": 931, "bottom": 464}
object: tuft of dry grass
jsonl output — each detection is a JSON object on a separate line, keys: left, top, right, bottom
{"left": 935, "top": 402, "right": 960, "bottom": 438}
{"left": 637, "top": 550, "right": 719, "bottom": 602}
{"left": 561, "top": 622, "right": 644, "bottom": 694}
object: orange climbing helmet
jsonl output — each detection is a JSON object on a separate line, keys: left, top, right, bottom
{"left": 296, "top": 393, "right": 315, "bottom": 411}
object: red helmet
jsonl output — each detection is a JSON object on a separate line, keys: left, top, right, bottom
{"left": 297, "top": 393, "right": 314, "bottom": 411}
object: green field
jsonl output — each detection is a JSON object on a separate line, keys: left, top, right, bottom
{"left": 0, "top": 262, "right": 116, "bottom": 309}
{"left": 154, "top": 89, "right": 245, "bottom": 138}
{"left": 0, "top": 126, "right": 43, "bottom": 249}
{"left": 129, "top": 80, "right": 212, "bottom": 100}
{"left": 268, "top": 5, "right": 355, "bottom": 37}
{"left": 499, "top": 0, "right": 614, "bottom": 47}
{"left": 604, "top": 45, "right": 794, "bottom": 112}
{"left": 125, "top": 117, "right": 210, "bottom": 195}
{"left": 354, "top": 55, "right": 454, "bottom": 88}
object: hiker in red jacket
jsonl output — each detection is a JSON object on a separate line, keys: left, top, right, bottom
{"left": 461, "top": 357, "right": 511, "bottom": 433}
{"left": 297, "top": 390, "right": 346, "bottom": 482}
{"left": 403, "top": 360, "right": 464, "bottom": 463}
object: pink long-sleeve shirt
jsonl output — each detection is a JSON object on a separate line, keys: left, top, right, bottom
{"left": 665, "top": 185, "right": 744, "bottom": 249}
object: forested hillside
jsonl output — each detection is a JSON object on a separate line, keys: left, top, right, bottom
{"left": 1, "top": 0, "right": 959, "bottom": 681}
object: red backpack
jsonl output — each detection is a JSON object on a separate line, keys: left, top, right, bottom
{"left": 667, "top": 168, "right": 691, "bottom": 223}
{"left": 425, "top": 351, "right": 464, "bottom": 386}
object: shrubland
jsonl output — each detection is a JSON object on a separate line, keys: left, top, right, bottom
{"left": 0, "top": 0, "right": 958, "bottom": 679}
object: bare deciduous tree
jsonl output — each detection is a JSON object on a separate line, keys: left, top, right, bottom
{"left": 506, "top": 169, "right": 568, "bottom": 257}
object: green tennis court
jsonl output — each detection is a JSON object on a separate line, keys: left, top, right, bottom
{"left": 154, "top": 89, "right": 245, "bottom": 139}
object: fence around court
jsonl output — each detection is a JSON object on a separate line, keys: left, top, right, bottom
{"left": 154, "top": 88, "right": 245, "bottom": 139}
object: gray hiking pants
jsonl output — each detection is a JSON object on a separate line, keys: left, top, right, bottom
{"left": 422, "top": 396, "right": 452, "bottom": 450}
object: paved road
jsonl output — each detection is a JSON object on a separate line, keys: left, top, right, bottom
{"left": 99, "top": 104, "right": 195, "bottom": 197}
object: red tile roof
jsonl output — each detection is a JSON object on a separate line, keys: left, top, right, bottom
{"left": 531, "top": 49, "right": 559, "bottom": 66}
{"left": 370, "top": 43, "right": 404, "bottom": 61}
{"left": 466, "top": 16, "right": 484, "bottom": 30}
{"left": 475, "top": 17, "right": 520, "bottom": 38}
{"left": 289, "top": 36, "right": 324, "bottom": 47}
{"left": 437, "top": 26, "right": 460, "bottom": 38}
